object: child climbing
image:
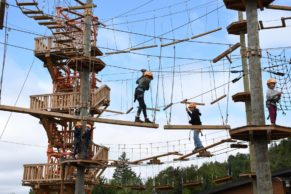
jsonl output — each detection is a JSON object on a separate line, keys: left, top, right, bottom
{"left": 186, "top": 102, "right": 204, "bottom": 151}
{"left": 134, "top": 69, "right": 154, "bottom": 123}
{"left": 266, "top": 78, "right": 282, "bottom": 125}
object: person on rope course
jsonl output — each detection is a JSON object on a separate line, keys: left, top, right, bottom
{"left": 73, "top": 121, "right": 82, "bottom": 159}
{"left": 134, "top": 69, "right": 154, "bottom": 123}
{"left": 186, "top": 102, "right": 204, "bottom": 151}
{"left": 83, "top": 123, "right": 94, "bottom": 159}
{"left": 266, "top": 78, "right": 282, "bottom": 125}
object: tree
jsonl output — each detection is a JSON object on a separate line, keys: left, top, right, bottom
{"left": 269, "top": 138, "right": 291, "bottom": 171}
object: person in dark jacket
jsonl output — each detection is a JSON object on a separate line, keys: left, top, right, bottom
{"left": 186, "top": 102, "right": 204, "bottom": 150}
{"left": 134, "top": 70, "right": 153, "bottom": 123}
{"left": 73, "top": 121, "right": 82, "bottom": 158}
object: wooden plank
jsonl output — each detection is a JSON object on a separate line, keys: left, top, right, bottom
{"left": 210, "top": 94, "right": 227, "bottom": 105}
{"left": 130, "top": 44, "right": 158, "bottom": 51}
{"left": 130, "top": 152, "right": 182, "bottom": 164}
{"left": 267, "top": 4, "right": 291, "bottom": 11}
{"left": 212, "top": 43, "right": 241, "bottom": 63}
{"left": 22, "top": 10, "right": 43, "bottom": 15}
{"left": 31, "top": 15, "right": 53, "bottom": 20}
{"left": 38, "top": 21, "right": 58, "bottom": 25}
{"left": 180, "top": 99, "right": 205, "bottom": 106}
{"left": 164, "top": 125, "right": 230, "bottom": 130}
{"left": 105, "top": 50, "right": 130, "bottom": 55}
{"left": 0, "top": 105, "right": 159, "bottom": 128}
{"left": 0, "top": 0, "right": 6, "bottom": 29}
{"left": 16, "top": 2, "right": 38, "bottom": 6}
{"left": 190, "top": 27, "right": 222, "bottom": 40}
{"left": 67, "top": 4, "right": 96, "bottom": 10}
{"left": 175, "top": 138, "right": 233, "bottom": 160}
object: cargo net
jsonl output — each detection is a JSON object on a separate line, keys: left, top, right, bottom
{"left": 266, "top": 50, "right": 291, "bottom": 112}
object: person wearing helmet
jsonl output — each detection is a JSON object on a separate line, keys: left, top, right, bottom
{"left": 186, "top": 102, "right": 204, "bottom": 151}
{"left": 134, "top": 69, "right": 154, "bottom": 123}
{"left": 266, "top": 78, "right": 282, "bottom": 124}
{"left": 73, "top": 121, "right": 82, "bottom": 158}
{"left": 83, "top": 123, "right": 94, "bottom": 159}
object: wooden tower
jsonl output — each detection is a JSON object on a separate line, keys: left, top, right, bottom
{"left": 16, "top": 1, "right": 109, "bottom": 193}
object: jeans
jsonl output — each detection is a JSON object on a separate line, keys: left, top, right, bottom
{"left": 137, "top": 97, "right": 147, "bottom": 118}
{"left": 193, "top": 130, "right": 203, "bottom": 148}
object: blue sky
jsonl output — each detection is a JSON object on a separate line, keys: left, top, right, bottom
{"left": 0, "top": 0, "right": 291, "bottom": 193}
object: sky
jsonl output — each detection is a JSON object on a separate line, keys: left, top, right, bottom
{"left": 0, "top": 0, "right": 291, "bottom": 193}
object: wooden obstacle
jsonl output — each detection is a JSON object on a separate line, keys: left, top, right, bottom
{"left": 230, "top": 143, "right": 248, "bottom": 148}
{"left": 0, "top": 105, "right": 159, "bottom": 128}
{"left": 267, "top": 4, "right": 291, "bottom": 11}
{"left": 223, "top": 0, "right": 275, "bottom": 11}
{"left": 212, "top": 43, "right": 241, "bottom": 63}
{"left": 230, "top": 125, "right": 291, "bottom": 141}
{"left": 130, "top": 44, "right": 158, "bottom": 51}
{"left": 180, "top": 99, "right": 205, "bottom": 106}
{"left": 124, "top": 185, "right": 146, "bottom": 191}
{"left": 210, "top": 94, "right": 227, "bottom": 105}
{"left": 164, "top": 125, "right": 231, "bottom": 130}
{"left": 105, "top": 50, "right": 130, "bottom": 55}
{"left": 130, "top": 152, "right": 182, "bottom": 165}
{"left": 183, "top": 180, "right": 202, "bottom": 188}
{"left": 227, "top": 20, "right": 247, "bottom": 35}
{"left": 213, "top": 176, "right": 232, "bottom": 184}
{"left": 232, "top": 92, "right": 250, "bottom": 102}
{"left": 175, "top": 138, "right": 235, "bottom": 160}
{"left": 154, "top": 184, "right": 174, "bottom": 191}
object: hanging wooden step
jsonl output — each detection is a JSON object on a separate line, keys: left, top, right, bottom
{"left": 164, "top": 125, "right": 231, "bottom": 130}
{"left": 210, "top": 94, "right": 227, "bottom": 105}
{"left": 0, "top": 105, "right": 159, "bottom": 129}
{"left": 213, "top": 176, "right": 232, "bottom": 184}
{"left": 22, "top": 10, "right": 43, "bottom": 15}
{"left": 32, "top": 15, "right": 53, "bottom": 20}
{"left": 230, "top": 143, "right": 248, "bottom": 148}
{"left": 223, "top": 0, "right": 275, "bottom": 11}
{"left": 227, "top": 20, "right": 247, "bottom": 35}
{"left": 267, "top": 4, "right": 291, "bottom": 11}
{"left": 125, "top": 185, "right": 146, "bottom": 191}
{"left": 16, "top": 2, "right": 38, "bottom": 6}
{"left": 212, "top": 43, "right": 241, "bottom": 63}
{"left": 230, "top": 125, "right": 291, "bottom": 141}
{"left": 130, "top": 151, "right": 182, "bottom": 165}
{"left": 38, "top": 21, "right": 58, "bottom": 26}
{"left": 232, "top": 91, "right": 250, "bottom": 102}
{"left": 47, "top": 25, "right": 65, "bottom": 29}
{"left": 183, "top": 180, "right": 202, "bottom": 188}
{"left": 175, "top": 138, "right": 234, "bottom": 160}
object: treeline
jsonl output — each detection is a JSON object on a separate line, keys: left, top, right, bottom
{"left": 92, "top": 138, "right": 291, "bottom": 194}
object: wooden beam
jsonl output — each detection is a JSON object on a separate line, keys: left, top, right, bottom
{"left": 130, "top": 44, "right": 158, "bottom": 51}
{"left": 210, "top": 94, "right": 227, "bottom": 105}
{"left": 0, "top": 105, "right": 159, "bottom": 128}
{"left": 130, "top": 151, "right": 182, "bottom": 164}
{"left": 105, "top": 50, "right": 130, "bottom": 55}
{"left": 31, "top": 15, "right": 53, "bottom": 20}
{"left": 212, "top": 43, "right": 241, "bottom": 63}
{"left": 22, "top": 10, "right": 43, "bottom": 15}
{"left": 67, "top": 4, "right": 96, "bottom": 10}
{"left": 180, "top": 99, "right": 205, "bottom": 106}
{"left": 175, "top": 138, "right": 233, "bottom": 160}
{"left": 16, "top": 2, "right": 38, "bottom": 6}
{"left": 0, "top": 0, "right": 6, "bottom": 29}
{"left": 267, "top": 4, "right": 291, "bottom": 11}
{"left": 164, "top": 125, "right": 231, "bottom": 130}
{"left": 190, "top": 27, "right": 222, "bottom": 40}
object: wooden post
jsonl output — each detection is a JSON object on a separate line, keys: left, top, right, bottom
{"left": 245, "top": 1, "right": 272, "bottom": 194}
{"left": 0, "top": 0, "right": 6, "bottom": 29}
{"left": 238, "top": 11, "right": 257, "bottom": 194}
{"left": 75, "top": 0, "right": 92, "bottom": 193}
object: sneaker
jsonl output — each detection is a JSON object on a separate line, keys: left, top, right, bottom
{"left": 135, "top": 117, "right": 143, "bottom": 123}
{"left": 144, "top": 118, "right": 153, "bottom": 123}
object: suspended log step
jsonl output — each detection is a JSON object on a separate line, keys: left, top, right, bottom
{"left": 267, "top": 4, "right": 291, "bottom": 11}
{"left": 239, "top": 172, "right": 256, "bottom": 178}
{"left": 180, "top": 99, "right": 205, "bottom": 106}
{"left": 0, "top": 105, "right": 159, "bottom": 129}
{"left": 164, "top": 125, "right": 231, "bottom": 130}
{"left": 212, "top": 43, "right": 241, "bottom": 63}
{"left": 210, "top": 94, "right": 227, "bottom": 105}
{"left": 47, "top": 25, "right": 65, "bottom": 29}
{"left": 175, "top": 138, "right": 234, "bottom": 160}
{"left": 22, "top": 10, "right": 43, "bottom": 15}
{"left": 154, "top": 185, "right": 174, "bottom": 191}
{"left": 130, "top": 44, "right": 158, "bottom": 51}
{"left": 223, "top": 0, "right": 275, "bottom": 11}
{"left": 130, "top": 151, "right": 182, "bottom": 165}
{"left": 183, "top": 180, "right": 202, "bottom": 188}
{"left": 38, "top": 21, "right": 58, "bottom": 26}
{"left": 232, "top": 91, "right": 250, "bottom": 102}
{"left": 230, "top": 125, "right": 291, "bottom": 141}
{"left": 16, "top": 2, "right": 38, "bottom": 6}
{"left": 213, "top": 176, "right": 232, "bottom": 184}
{"left": 230, "top": 143, "right": 248, "bottom": 148}
{"left": 32, "top": 15, "right": 53, "bottom": 20}
{"left": 105, "top": 50, "right": 130, "bottom": 55}
{"left": 227, "top": 20, "right": 247, "bottom": 35}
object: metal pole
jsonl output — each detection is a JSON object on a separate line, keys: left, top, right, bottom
{"left": 238, "top": 11, "right": 257, "bottom": 194}
{"left": 245, "top": 1, "right": 272, "bottom": 194}
{"left": 75, "top": 0, "right": 92, "bottom": 193}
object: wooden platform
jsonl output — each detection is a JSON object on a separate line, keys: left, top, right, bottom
{"left": 230, "top": 125, "right": 291, "bottom": 141}
{"left": 183, "top": 181, "right": 202, "bottom": 188}
{"left": 223, "top": 0, "right": 275, "bottom": 11}
{"left": 164, "top": 125, "right": 230, "bottom": 130}
{"left": 232, "top": 92, "right": 250, "bottom": 102}
{"left": 227, "top": 20, "right": 247, "bottom": 35}
{"left": 0, "top": 105, "right": 159, "bottom": 128}
{"left": 130, "top": 151, "right": 182, "bottom": 165}
{"left": 67, "top": 56, "right": 105, "bottom": 73}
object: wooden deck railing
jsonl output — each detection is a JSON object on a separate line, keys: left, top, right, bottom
{"left": 23, "top": 163, "right": 61, "bottom": 183}
{"left": 30, "top": 85, "right": 110, "bottom": 112}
